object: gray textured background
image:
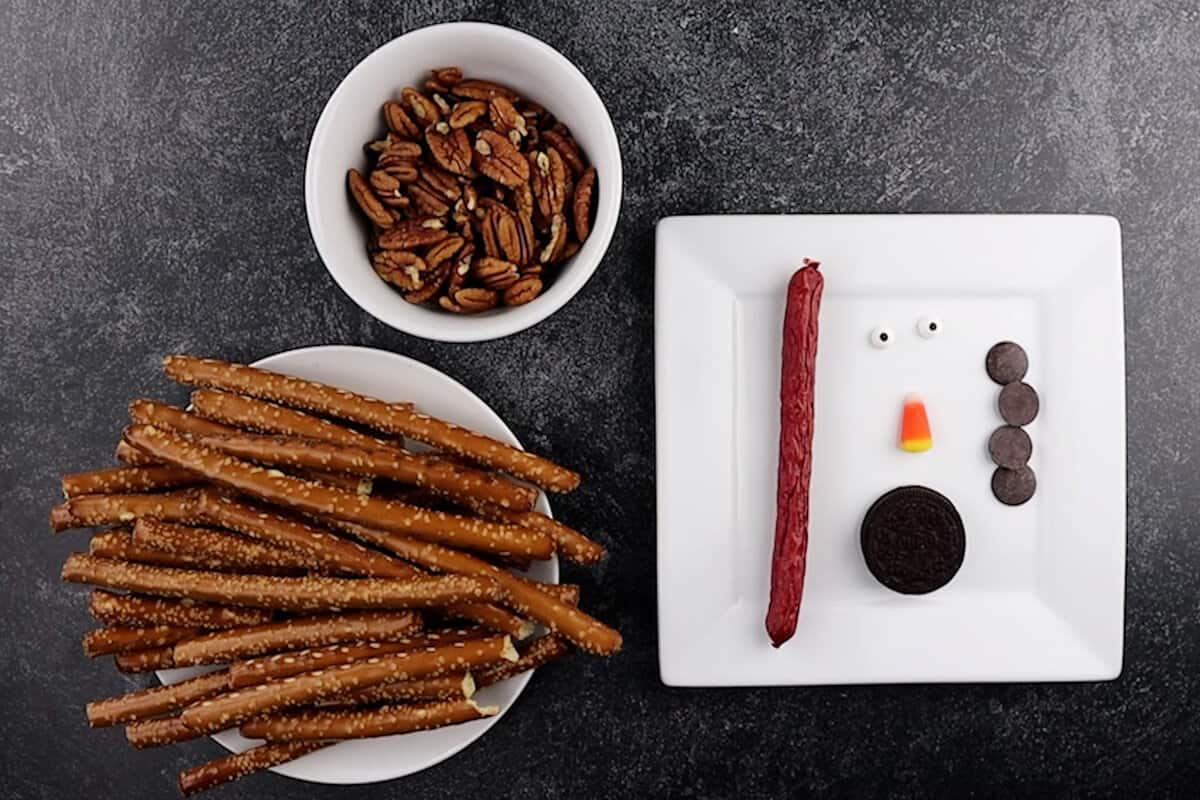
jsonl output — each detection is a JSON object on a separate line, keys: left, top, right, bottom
{"left": 2, "top": 1, "right": 1198, "bottom": 797}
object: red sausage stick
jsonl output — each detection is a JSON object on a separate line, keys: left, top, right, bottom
{"left": 766, "top": 259, "right": 822, "bottom": 648}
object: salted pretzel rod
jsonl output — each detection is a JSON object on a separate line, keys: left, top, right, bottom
{"left": 90, "top": 590, "right": 275, "bottom": 628}
{"left": 162, "top": 355, "right": 580, "bottom": 492}
{"left": 461, "top": 497, "right": 605, "bottom": 564}
{"left": 539, "top": 583, "right": 581, "bottom": 606}
{"left": 115, "top": 440, "right": 160, "bottom": 466}
{"left": 179, "top": 634, "right": 517, "bottom": 735}
{"left": 238, "top": 698, "right": 497, "bottom": 743}
{"left": 87, "top": 669, "right": 232, "bottom": 727}
{"left": 227, "top": 628, "right": 485, "bottom": 688}
{"left": 90, "top": 528, "right": 300, "bottom": 575}
{"left": 476, "top": 634, "right": 570, "bottom": 688}
{"left": 171, "top": 610, "right": 424, "bottom": 667}
{"left": 124, "top": 425, "right": 553, "bottom": 559}
{"left": 129, "top": 398, "right": 240, "bottom": 437}
{"left": 337, "top": 523, "right": 622, "bottom": 655}
{"left": 194, "top": 431, "right": 537, "bottom": 511}
{"left": 50, "top": 490, "right": 202, "bottom": 532}
{"left": 132, "top": 519, "right": 319, "bottom": 572}
{"left": 330, "top": 671, "right": 474, "bottom": 705}
{"left": 61, "top": 465, "right": 198, "bottom": 498}
{"left": 441, "top": 602, "right": 533, "bottom": 639}
{"left": 301, "top": 468, "right": 373, "bottom": 494}
{"left": 114, "top": 645, "right": 175, "bottom": 672}
{"left": 83, "top": 624, "right": 202, "bottom": 657}
{"left": 126, "top": 715, "right": 200, "bottom": 748}
{"left": 190, "top": 388, "right": 399, "bottom": 450}
{"left": 61, "top": 553, "right": 504, "bottom": 611}
{"left": 178, "top": 742, "right": 328, "bottom": 796}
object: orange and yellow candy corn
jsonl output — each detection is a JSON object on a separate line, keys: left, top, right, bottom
{"left": 899, "top": 393, "right": 933, "bottom": 452}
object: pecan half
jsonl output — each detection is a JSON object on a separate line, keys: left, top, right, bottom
{"left": 369, "top": 170, "right": 411, "bottom": 209}
{"left": 530, "top": 148, "right": 567, "bottom": 221}
{"left": 377, "top": 159, "right": 419, "bottom": 183}
{"left": 425, "top": 122, "right": 472, "bottom": 176}
{"left": 382, "top": 102, "right": 421, "bottom": 139}
{"left": 431, "top": 66, "right": 463, "bottom": 86}
{"left": 488, "top": 205, "right": 526, "bottom": 265}
{"left": 549, "top": 238, "right": 581, "bottom": 266}
{"left": 572, "top": 166, "right": 597, "bottom": 243}
{"left": 424, "top": 234, "right": 464, "bottom": 269}
{"left": 348, "top": 169, "right": 396, "bottom": 228}
{"left": 373, "top": 251, "right": 426, "bottom": 291}
{"left": 402, "top": 87, "right": 441, "bottom": 126}
{"left": 539, "top": 213, "right": 568, "bottom": 263}
{"left": 452, "top": 79, "right": 519, "bottom": 102}
{"left": 489, "top": 96, "right": 528, "bottom": 143}
{"left": 452, "top": 287, "right": 499, "bottom": 312}
{"left": 377, "top": 217, "right": 448, "bottom": 249}
{"left": 543, "top": 128, "right": 585, "bottom": 175}
{"left": 407, "top": 182, "right": 451, "bottom": 217}
{"left": 404, "top": 261, "right": 451, "bottom": 304}
{"left": 449, "top": 100, "right": 487, "bottom": 129}
{"left": 431, "top": 93, "right": 452, "bottom": 116}
{"left": 472, "top": 257, "right": 520, "bottom": 290}
{"left": 473, "top": 130, "right": 530, "bottom": 188}
{"left": 447, "top": 240, "right": 474, "bottom": 294}
{"left": 367, "top": 131, "right": 418, "bottom": 154}
{"left": 418, "top": 165, "right": 462, "bottom": 201}
{"left": 504, "top": 274, "right": 543, "bottom": 306}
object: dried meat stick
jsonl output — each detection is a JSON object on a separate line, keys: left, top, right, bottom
{"left": 460, "top": 497, "right": 605, "bottom": 564}
{"left": 126, "top": 715, "right": 200, "bottom": 748}
{"left": 115, "top": 439, "right": 160, "bottom": 466}
{"left": 83, "top": 624, "right": 202, "bottom": 657}
{"left": 124, "top": 424, "right": 553, "bottom": 558}
{"left": 194, "top": 430, "right": 537, "bottom": 511}
{"left": 238, "top": 697, "right": 497, "bottom": 743}
{"left": 162, "top": 355, "right": 580, "bottom": 493}
{"left": 87, "top": 669, "right": 231, "bottom": 727}
{"left": 50, "top": 490, "right": 201, "bottom": 532}
{"left": 62, "top": 553, "right": 504, "bottom": 611}
{"left": 331, "top": 671, "right": 474, "bottom": 705}
{"left": 179, "top": 634, "right": 517, "bottom": 735}
{"left": 61, "top": 465, "right": 198, "bottom": 498}
{"left": 227, "top": 628, "right": 485, "bottom": 688}
{"left": 115, "top": 645, "right": 175, "bottom": 672}
{"left": 129, "top": 398, "right": 239, "bottom": 437}
{"left": 475, "top": 634, "right": 569, "bottom": 688}
{"left": 178, "top": 742, "right": 328, "bottom": 796}
{"left": 91, "top": 528, "right": 300, "bottom": 575}
{"left": 90, "top": 590, "right": 275, "bottom": 628}
{"left": 337, "top": 523, "right": 622, "bottom": 655}
{"left": 171, "top": 610, "right": 423, "bottom": 667}
{"left": 132, "top": 519, "right": 319, "bottom": 572}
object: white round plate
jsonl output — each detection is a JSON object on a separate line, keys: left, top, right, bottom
{"left": 157, "top": 344, "right": 557, "bottom": 784}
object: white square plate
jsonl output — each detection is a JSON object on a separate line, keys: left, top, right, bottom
{"left": 655, "top": 215, "right": 1125, "bottom": 686}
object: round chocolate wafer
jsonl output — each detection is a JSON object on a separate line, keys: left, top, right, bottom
{"left": 998, "top": 381, "right": 1039, "bottom": 425}
{"left": 860, "top": 486, "right": 965, "bottom": 595}
{"left": 992, "top": 466, "right": 1036, "bottom": 505}
{"left": 988, "top": 425, "right": 1032, "bottom": 468}
{"left": 985, "top": 341, "right": 1028, "bottom": 385}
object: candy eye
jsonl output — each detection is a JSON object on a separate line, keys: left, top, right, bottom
{"left": 869, "top": 326, "right": 895, "bottom": 349}
{"left": 917, "top": 316, "right": 942, "bottom": 338}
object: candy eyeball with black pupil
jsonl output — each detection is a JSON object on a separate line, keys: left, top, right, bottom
{"left": 869, "top": 326, "right": 894, "bottom": 349}
{"left": 917, "top": 316, "right": 942, "bottom": 338}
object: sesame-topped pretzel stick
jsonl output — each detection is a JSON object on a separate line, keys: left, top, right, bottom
{"left": 89, "top": 590, "right": 276, "bottom": 629}
{"left": 190, "top": 388, "right": 400, "bottom": 450}
{"left": 61, "top": 554, "right": 505, "bottom": 611}
{"left": 61, "top": 465, "right": 198, "bottom": 498}
{"left": 126, "top": 715, "right": 201, "bottom": 749}
{"left": 171, "top": 610, "right": 424, "bottom": 667}
{"left": 439, "top": 602, "right": 533, "bottom": 640}
{"left": 459, "top": 496, "right": 606, "bottom": 565}
{"left": 193, "top": 431, "right": 537, "bottom": 511}
{"left": 331, "top": 671, "right": 474, "bottom": 705}
{"left": 87, "top": 669, "right": 232, "bottom": 727}
{"left": 337, "top": 522, "right": 623, "bottom": 655}
{"left": 162, "top": 355, "right": 581, "bottom": 493}
{"left": 227, "top": 628, "right": 485, "bottom": 689}
{"left": 179, "top": 634, "right": 517, "bottom": 736}
{"left": 115, "top": 440, "right": 160, "bottom": 466}
{"left": 178, "top": 741, "right": 329, "bottom": 797}
{"left": 90, "top": 529, "right": 301, "bottom": 575}
{"left": 539, "top": 583, "right": 581, "bottom": 606}
{"left": 114, "top": 645, "right": 175, "bottom": 672}
{"left": 50, "top": 490, "right": 202, "bottom": 532}
{"left": 301, "top": 468, "right": 374, "bottom": 494}
{"left": 195, "top": 492, "right": 523, "bottom": 636}
{"left": 82, "top": 624, "right": 202, "bottom": 657}
{"left": 475, "top": 634, "right": 570, "bottom": 688}
{"left": 129, "top": 398, "right": 240, "bottom": 437}
{"left": 124, "top": 425, "right": 554, "bottom": 559}
{"left": 132, "top": 519, "right": 321, "bottom": 573}
{"left": 238, "top": 698, "right": 498, "bottom": 743}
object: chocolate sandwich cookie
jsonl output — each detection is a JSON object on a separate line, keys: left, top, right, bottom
{"left": 986, "top": 341, "right": 1028, "bottom": 385}
{"left": 860, "top": 486, "right": 965, "bottom": 595}
{"left": 992, "top": 466, "right": 1037, "bottom": 506}
{"left": 988, "top": 425, "right": 1032, "bottom": 469}
{"left": 998, "top": 381, "right": 1039, "bottom": 426}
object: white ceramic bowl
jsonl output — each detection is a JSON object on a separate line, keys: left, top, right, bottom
{"left": 306, "top": 22, "right": 622, "bottom": 342}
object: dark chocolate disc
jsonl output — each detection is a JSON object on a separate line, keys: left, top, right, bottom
{"left": 991, "top": 466, "right": 1037, "bottom": 505}
{"left": 988, "top": 425, "right": 1032, "bottom": 468}
{"left": 998, "top": 381, "right": 1040, "bottom": 425}
{"left": 985, "top": 341, "right": 1028, "bottom": 385}
{"left": 860, "top": 486, "right": 966, "bottom": 595}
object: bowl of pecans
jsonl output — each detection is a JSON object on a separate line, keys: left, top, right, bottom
{"left": 306, "top": 22, "right": 622, "bottom": 342}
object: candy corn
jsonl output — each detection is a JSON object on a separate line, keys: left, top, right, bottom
{"left": 899, "top": 393, "right": 933, "bottom": 452}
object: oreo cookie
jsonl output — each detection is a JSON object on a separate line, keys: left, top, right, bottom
{"left": 860, "top": 486, "right": 966, "bottom": 595}
{"left": 988, "top": 425, "right": 1032, "bottom": 468}
{"left": 998, "top": 381, "right": 1039, "bottom": 426}
{"left": 992, "top": 466, "right": 1037, "bottom": 506}
{"left": 986, "top": 341, "right": 1028, "bottom": 385}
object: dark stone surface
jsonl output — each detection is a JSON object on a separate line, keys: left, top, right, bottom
{"left": 2, "top": 0, "right": 1199, "bottom": 797}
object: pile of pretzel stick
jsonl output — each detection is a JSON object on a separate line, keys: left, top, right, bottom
{"left": 52, "top": 354, "right": 619, "bottom": 795}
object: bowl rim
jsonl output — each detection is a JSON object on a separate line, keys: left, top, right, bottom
{"left": 305, "top": 21, "right": 623, "bottom": 343}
